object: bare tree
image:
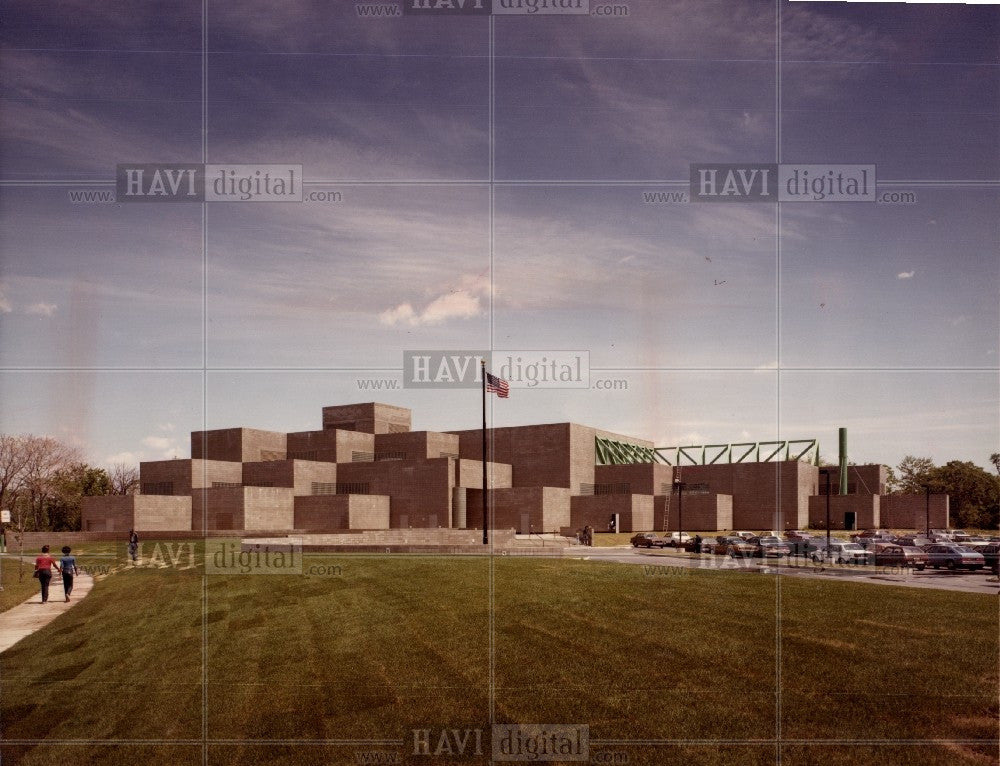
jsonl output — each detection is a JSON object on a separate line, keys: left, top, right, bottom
{"left": 8, "top": 436, "right": 80, "bottom": 580}
{"left": 20, "top": 436, "right": 81, "bottom": 530}
{"left": 109, "top": 462, "right": 140, "bottom": 495}
{"left": 0, "top": 434, "right": 30, "bottom": 517}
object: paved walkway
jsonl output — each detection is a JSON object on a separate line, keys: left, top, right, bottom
{"left": 0, "top": 572, "right": 94, "bottom": 654}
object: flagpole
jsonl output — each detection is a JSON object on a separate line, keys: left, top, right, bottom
{"left": 481, "top": 359, "right": 488, "bottom": 545}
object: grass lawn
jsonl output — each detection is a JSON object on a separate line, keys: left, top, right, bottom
{"left": 0, "top": 557, "right": 45, "bottom": 613}
{"left": 1, "top": 549, "right": 996, "bottom": 766}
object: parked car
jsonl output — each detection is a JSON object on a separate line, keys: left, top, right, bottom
{"left": 852, "top": 529, "right": 894, "bottom": 547}
{"left": 872, "top": 543, "right": 927, "bottom": 570}
{"left": 930, "top": 528, "right": 967, "bottom": 542}
{"left": 631, "top": 532, "right": 668, "bottom": 549}
{"left": 892, "top": 535, "right": 935, "bottom": 548}
{"left": 755, "top": 536, "right": 791, "bottom": 558}
{"left": 784, "top": 530, "right": 814, "bottom": 555}
{"left": 923, "top": 544, "right": 985, "bottom": 571}
{"left": 734, "top": 531, "right": 757, "bottom": 541}
{"left": 959, "top": 535, "right": 991, "bottom": 549}
{"left": 811, "top": 541, "right": 870, "bottom": 565}
{"left": 665, "top": 532, "right": 691, "bottom": 547}
{"left": 714, "top": 535, "right": 757, "bottom": 557}
{"left": 978, "top": 543, "right": 1000, "bottom": 574}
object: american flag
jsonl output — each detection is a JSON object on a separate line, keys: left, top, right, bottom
{"left": 485, "top": 371, "right": 509, "bottom": 398}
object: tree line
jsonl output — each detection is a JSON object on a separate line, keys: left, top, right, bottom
{"left": 0, "top": 434, "right": 138, "bottom": 536}
{"left": 890, "top": 453, "right": 1000, "bottom": 530}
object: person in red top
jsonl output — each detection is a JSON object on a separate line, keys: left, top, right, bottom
{"left": 33, "top": 545, "right": 62, "bottom": 604}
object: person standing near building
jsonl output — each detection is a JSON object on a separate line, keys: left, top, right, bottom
{"left": 127, "top": 529, "right": 139, "bottom": 562}
{"left": 33, "top": 545, "right": 61, "bottom": 604}
{"left": 59, "top": 546, "right": 78, "bottom": 601}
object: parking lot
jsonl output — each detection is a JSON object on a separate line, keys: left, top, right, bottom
{"left": 570, "top": 547, "right": 1000, "bottom": 595}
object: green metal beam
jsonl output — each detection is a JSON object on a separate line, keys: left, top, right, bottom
{"left": 595, "top": 436, "right": 820, "bottom": 466}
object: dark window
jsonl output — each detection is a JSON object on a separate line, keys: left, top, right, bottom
{"left": 336, "top": 482, "right": 370, "bottom": 495}
{"left": 141, "top": 481, "right": 174, "bottom": 495}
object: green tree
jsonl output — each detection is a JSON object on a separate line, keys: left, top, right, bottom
{"left": 895, "top": 455, "right": 936, "bottom": 494}
{"left": 927, "top": 461, "right": 1000, "bottom": 530}
{"left": 46, "top": 463, "right": 112, "bottom": 531}
{"left": 884, "top": 465, "right": 900, "bottom": 495}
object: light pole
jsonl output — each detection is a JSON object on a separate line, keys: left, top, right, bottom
{"left": 819, "top": 468, "right": 832, "bottom": 559}
{"left": 674, "top": 479, "right": 686, "bottom": 548}
{"left": 922, "top": 483, "right": 931, "bottom": 536}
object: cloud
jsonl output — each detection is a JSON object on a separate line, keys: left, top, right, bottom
{"left": 141, "top": 435, "right": 173, "bottom": 451}
{"left": 26, "top": 302, "right": 57, "bottom": 316}
{"left": 0, "top": 284, "right": 11, "bottom": 314}
{"left": 380, "top": 273, "right": 491, "bottom": 327}
{"left": 140, "top": 434, "right": 183, "bottom": 459}
{"left": 897, "top": 271, "right": 915, "bottom": 280}
{"left": 157, "top": 422, "right": 176, "bottom": 432}
{"left": 105, "top": 451, "right": 141, "bottom": 466}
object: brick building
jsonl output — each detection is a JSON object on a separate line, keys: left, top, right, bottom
{"left": 80, "top": 402, "right": 947, "bottom": 535}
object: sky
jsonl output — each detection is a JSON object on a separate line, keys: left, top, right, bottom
{"left": 0, "top": 0, "right": 997, "bottom": 471}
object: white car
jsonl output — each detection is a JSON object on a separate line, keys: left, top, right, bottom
{"left": 734, "top": 531, "right": 756, "bottom": 540}
{"left": 812, "top": 541, "right": 870, "bottom": 565}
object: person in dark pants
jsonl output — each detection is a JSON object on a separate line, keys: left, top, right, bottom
{"left": 693, "top": 534, "right": 702, "bottom": 555}
{"left": 59, "top": 545, "right": 77, "bottom": 601}
{"left": 34, "top": 545, "right": 61, "bottom": 604}
{"left": 128, "top": 529, "right": 139, "bottom": 562}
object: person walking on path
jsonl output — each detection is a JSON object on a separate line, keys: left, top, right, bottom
{"left": 33, "top": 546, "right": 61, "bottom": 604}
{"left": 127, "top": 529, "right": 139, "bottom": 562}
{"left": 59, "top": 545, "right": 78, "bottom": 602}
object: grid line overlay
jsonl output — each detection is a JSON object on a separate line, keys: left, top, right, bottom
{"left": 0, "top": 1, "right": 998, "bottom": 763}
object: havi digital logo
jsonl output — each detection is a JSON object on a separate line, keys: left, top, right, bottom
{"left": 690, "top": 163, "right": 776, "bottom": 202}
{"left": 403, "top": 0, "right": 491, "bottom": 14}
{"left": 690, "top": 163, "right": 876, "bottom": 202}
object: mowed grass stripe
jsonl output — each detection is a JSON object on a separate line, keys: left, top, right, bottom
{"left": 1, "top": 554, "right": 995, "bottom": 766}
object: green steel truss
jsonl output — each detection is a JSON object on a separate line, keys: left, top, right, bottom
{"left": 595, "top": 437, "right": 819, "bottom": 466}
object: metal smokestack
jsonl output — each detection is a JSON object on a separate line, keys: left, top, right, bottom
{"left": 838, "top": 427, "right": 848, "bottom": 496}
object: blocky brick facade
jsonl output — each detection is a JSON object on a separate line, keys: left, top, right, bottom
{"left": 466, "top": 487, "right": 572, "bottom": 534}
{"left": 454, "top": 459, "right": 513, "bottom": 491}
{"left": 139, "top": 459, "right": 243, "bottom": 496}
{"left": 191, "top": 428, "right": 287, "bottom": 463}
{"left": 671, "top": 461, "right": 817, "bottom": 530}
{"left": 655, "top": 493, "right": 734, "bottom": 532}
{"left": 242, "top": 459, "right": 337, "bottom": 496}
{"left": 322, "top": 402, "right": 411, "bottom": 434}
{"left": 336, "top": 457, "right": 454, "bottom": 529}
{"left": 450, "top": 423, "right": 650, "bottom": 494}
{"left": 570, "top": 494, "right": 655, "bottom": 533}
{"left": 293, "top": 494, "right": 391, "bottom": 531}
{"left": 82, "top": 495, "right": 192, "bottom": 532}
{"left": 373, "top": 430, "right": 460, "bottom": 461}
{"left": 80, "top": 401, "right": 947, "bottom": 538}
{"left": 808, "top": 494, "right": 880, "bottom": 530}
{"left": 286, "top": 428, "right": 375, "bottom": 463}
{"left": 879, "top": 493, "right": 950, "bottom": 529}
{"left": 817, "top": 464, "right": 889, "bottom": 496}
{"left": 192, "top": 487, "right": 295, "bottom": 531}
{"left": 594, "top": 463, "right": 675, "bottom": 496}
